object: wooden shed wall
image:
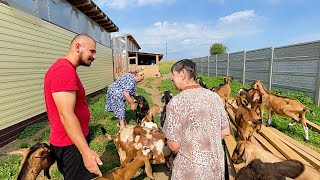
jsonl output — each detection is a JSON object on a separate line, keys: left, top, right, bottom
{"left": 0, "top": 3, "right": 113, "bottom": 131}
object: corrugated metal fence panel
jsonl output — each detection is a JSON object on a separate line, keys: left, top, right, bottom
{"left": 201, "top": 57, "right": 208, "bottom": 75}
{"left": 229, "top": 51, "right": 244, "bottom": 81}
{"left": 217, "top": 54, "right": 228, "bottom": 76}
{"left": 246, "top": 48, "right": 272, "bottom": 88}
{"left": 208, "top": 56, "right": 216, "bottom": 76}
{"left": 192, "top": 58, "right": 201, "bottom": 73}
{"left": 0, "top": 3, "right": 113, "bottom": 130}
{"left": 272, "top": 41, "right": 320, "bottom": 99}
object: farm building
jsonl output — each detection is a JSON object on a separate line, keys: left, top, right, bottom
{"left": 112, "top": 34, "right": 163, "bottom": 78}
{"left": 0, "top": 0, "right": 118, "bottom": 147}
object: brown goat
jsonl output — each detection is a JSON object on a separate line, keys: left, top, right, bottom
{"left": 230, "top": 96, "right": 262, "bottom": 141}
{"left": 236, "top": 159, "right": 304, "bottom": 180}
{"left": 92, "top": 149, "right": 154, "bottom": 180}
{"left": 232, "top": 141, "right": 320, "bottom": 180}
{"left": 140, "top": 104, "right": 161, "bottom": 129}
{"left": 252, "top": 80, "right": 312, "bottom": 140}
{"left": 103, "top": 125, "right": 172, "bottom": 167}
{"left": 7, "top": 143, "right": 55, "bottom": 180}
{"left": 238, "top": 88, "right": 264, "bottom": 121}
{"left": 214, "top": 76, "right": 232, "bottom": 105}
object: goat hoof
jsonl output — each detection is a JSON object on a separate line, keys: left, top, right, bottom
{"left": 304, "top": 139, "right": 309, "bottom": 141}
{"left": 266, "top": 123, "right": 271, "bottom": 127}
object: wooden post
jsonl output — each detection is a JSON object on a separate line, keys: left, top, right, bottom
{"left": 156, "top": 55, "right": 159, "bottom": 65}
{"left": 269, "top": 47, "right": 274, "bottom": 91}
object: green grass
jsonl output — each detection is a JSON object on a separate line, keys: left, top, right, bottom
{"left": 18, "top": 121, "right": 48, "bottom": 139}
{"left": 146, "top": 77, "right": 156, "bottom": 89}
{"left": 2, "top": 73, "right": 320, "bottom": 179}
{"left": 196, "top": 74, "right": 320, "bottom": 151}
{"left": 0, "top": 87, "right": 156, "bottom": 179}
{"left": 159, "top": 61, "right": 176, "bottom": 74}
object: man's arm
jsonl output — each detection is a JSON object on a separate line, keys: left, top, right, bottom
{"left": 52, "top": 91, "right": 102, "bottom": 176}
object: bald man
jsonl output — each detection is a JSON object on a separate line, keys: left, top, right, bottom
{"left": 44, "top": 34, "right": 102, "bottom": 179}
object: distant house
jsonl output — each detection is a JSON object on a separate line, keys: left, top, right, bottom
{"left": 112, "top": 34, "right": 163, "bottom": 78}
{"left": 0, "top": 0, "right": 118, "bottom": 147}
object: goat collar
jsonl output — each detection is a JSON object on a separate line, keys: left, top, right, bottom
{"left": 182, "top": 84, "right": 201, "bottom": 91}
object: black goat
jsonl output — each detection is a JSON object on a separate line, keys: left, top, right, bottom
{"left": 196, "top": 77, "right": 208, "bottom": 88}
{"left": 160, "top": 90, "right": 173, "bottom": 128}
{"left": 133, "top": 95, "right": 149, "bottom": 124}
{"left": 236, "top": 159, "right": 304, "bottom": 180}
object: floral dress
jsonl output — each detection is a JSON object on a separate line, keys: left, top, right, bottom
{"left": 162, "top": 87, "right": 229, "bottom": 180}
{"left": 105, "top": 73, "right": 136, "bottom": 120}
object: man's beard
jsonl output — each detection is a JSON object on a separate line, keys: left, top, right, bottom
{"left": 80, "top": 56, "right": 94, "bottom": 67}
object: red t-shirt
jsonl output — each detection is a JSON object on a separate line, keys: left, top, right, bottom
{"left": 44, "top": 58, "right": 90, "bottom": 146}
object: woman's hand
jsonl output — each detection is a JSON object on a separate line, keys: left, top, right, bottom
{"left": 130, "top": 103, "right": 136, "bottom": 110}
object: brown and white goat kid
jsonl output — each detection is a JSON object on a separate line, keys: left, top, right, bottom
{"left": 238, "top": 88, "right": 264, "bottom": 121}
{"left": 7, "top": 143, "right": 55, "bottom": 180}
{"left": 140, "top": 104, "right": 161, "bottom": 130}
{"left": 236, "top": 159, "right": 304, "bottom": 180}
{"left": 215, "top": 76, "right": 232, "bottom": 105}
{"left": 232, "top": 141, "right": 320, "bottom": 180}
{"left": 103, "top": 125, "right": 172, "bottom": 167}
{"left": 92, "top": 149, "right": 154, "bottom": 180}
{"left": 229, "top": 96, "right": 262, "bottom": 141}
{"left": 252, "top": 80, "right": 313, "bottom": 140}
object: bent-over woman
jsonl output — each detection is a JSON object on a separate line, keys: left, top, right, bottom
{"left": 105, "top": 73, "right": 144, "bottom": 128}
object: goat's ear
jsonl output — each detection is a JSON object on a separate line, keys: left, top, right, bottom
{"left": 6, "top": 148, "right": 30, "bottom": 156}
{"left": 144, "top": 157, "right": 155, "bottom": 179}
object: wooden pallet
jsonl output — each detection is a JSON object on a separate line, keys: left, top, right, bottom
{"left": 224, "top": 101, "right": 320, "bottom": 177}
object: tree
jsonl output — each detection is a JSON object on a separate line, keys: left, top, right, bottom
{"left": 210, "top": 43, "right": 227, "bottom": 56}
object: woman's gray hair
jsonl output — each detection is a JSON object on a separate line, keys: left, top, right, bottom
{"left": 171, "top": 59, "right": 197, "bottom": 80}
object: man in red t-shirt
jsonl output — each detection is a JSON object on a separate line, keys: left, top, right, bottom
{"left": 44, "top": 34, "right": 102, "bottom": 179}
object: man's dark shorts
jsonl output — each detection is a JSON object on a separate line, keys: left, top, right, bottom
{"left": 50, "top": 136, "right": 98, "bottom": 180}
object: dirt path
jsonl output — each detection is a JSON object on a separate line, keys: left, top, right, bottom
{"left": 138, "top": 74, "right": 171, "bottom": 107}
{"left": 136, "top": 74, "right": 172, "bottom": 180}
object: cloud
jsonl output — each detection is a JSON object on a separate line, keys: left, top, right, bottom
{"left": 94, "top": 0, "right": 174, "bottom": 9}
{"left": 219, "top": 10, "right": 256, "bottom": 24}
{"left": 115, "top": 11, "right": 262, "bottom": 59}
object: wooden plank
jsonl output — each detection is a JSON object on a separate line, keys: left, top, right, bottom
{"left": 224, "top": 135, "right": 244, "bottom": 173}
{"left": 260, "top": 126, "right": 311, "bottom": 165}
{"left": 253, "top": 132, "right": 286, "bottom": 159}
{"left": 268, "top": 127, "right": 320, "bottom": 170}
{"left": 307, "top": 120, "right": 320, "bottom": 134}
{"left": 225, "top": 146, "right": 236, "bottom": 180}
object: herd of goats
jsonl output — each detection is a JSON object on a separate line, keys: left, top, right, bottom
{"left": 4, "top": 76, "right": 320, "bottom": 180}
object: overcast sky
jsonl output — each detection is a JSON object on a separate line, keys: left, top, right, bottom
{"left": 95, "top": 0, "right": 320, "bottom": 60}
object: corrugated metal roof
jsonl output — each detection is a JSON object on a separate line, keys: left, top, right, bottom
{"left": 66, "top": 0, "right": 119, "bottom": 32}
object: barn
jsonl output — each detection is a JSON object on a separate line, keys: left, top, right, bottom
{"left": 112, "top": 34, "right": 163, "bottom": 78}
{"left": 0, "top": 0, "right": 118, "bottom": 147}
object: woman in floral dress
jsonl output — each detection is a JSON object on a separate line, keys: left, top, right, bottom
{"left": 163, "top": 59, "right": 230, "bottom": 180}
{"left": 105, "top": 73, "right": 144, "bottom": 128}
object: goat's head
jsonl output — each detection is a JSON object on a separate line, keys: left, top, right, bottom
{"left": 133, "top": 95, "right": 148, "bottom": 109}
{"left": 196, "top": 77, "right": 207, "bottom": 88}
{"left": 248, "top": 89, "right": 263, "bottom": 104}
{"left": 232, "top": 141, "right": 248, "bottom": 164}
{"left": 224, "top": 76, "right": 231, "bottom": 84}
{"left": 8, "top": 143, "right": 55, "bottom": 180}
{"left": 252, "top": 80, "right": 263, "bottom": 89}
{"left": 161, "top": 90, "right": 173, "bottom": 105}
